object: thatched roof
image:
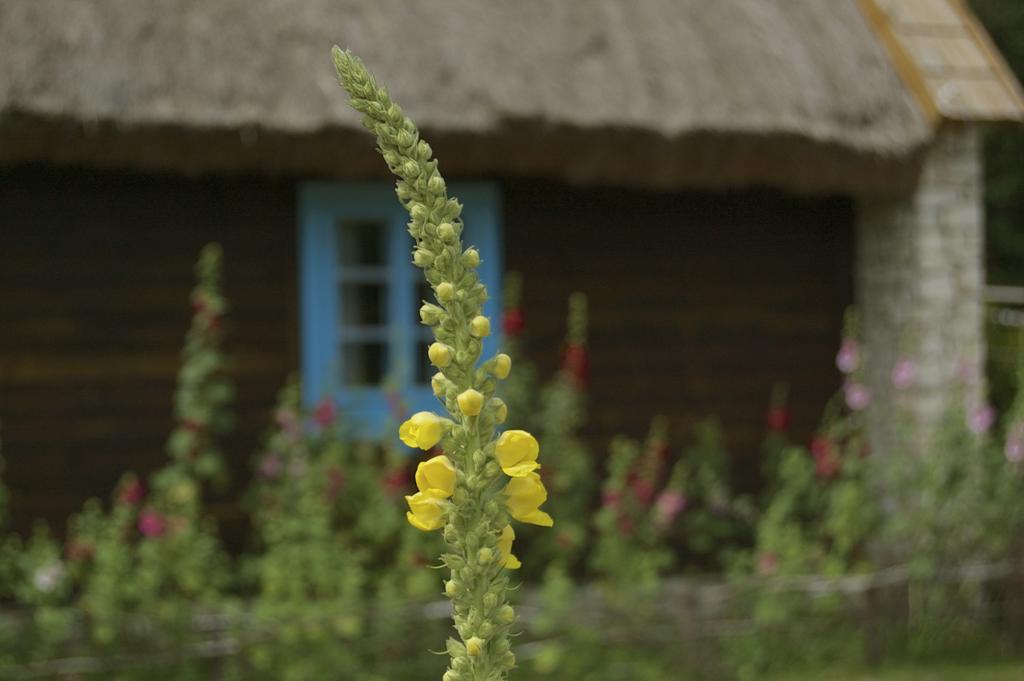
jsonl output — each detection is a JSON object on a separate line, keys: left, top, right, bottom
{"left": 0, "top": 0, "right": 935, "bottom": 194}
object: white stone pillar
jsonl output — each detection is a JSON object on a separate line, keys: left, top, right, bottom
{"left": 856, "top": 124, "right": 985, "bottom": 459}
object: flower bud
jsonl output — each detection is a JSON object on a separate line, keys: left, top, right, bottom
{"left": 472, "top": 449, "right": 486, "bottom": 468}
{"left": 462, "top": 248, "right": 480, "bottom": 268}
{"left": 431, "top": 373, "right": 447, "bottom": 398}
{"left": 443, "top": 671, "right": 461, "bottom": 681}
{"left": 397, "top": 129, "right": 415, "bottom": 148}
{"left": 436, "top": 282, "right": 455, "bottom": 302}
{"left": 493, "top": 353, "right": 511, "bottom": 380}
{"left": 469, "top": 316, "right": 491, "bottom": 338}
{"left": 417, "top": 140, "right": 432, "bottom": 160}
{"left": 491, "top": 398, "right": 508, "bottom": 424}
{"left": 483, "top": 592, "right": 498, "bottom": 610}
{"left": 428, "top": 343, "right": 453, "bottom": 368}
{"left": 403, "top": 160, "right": 420, "bottom": 178}
{"left": 411, "top": 204, "right": 428, "bottom": 221}
{"left": 465, "top": 637, "right": 485, "bottom": 657}
{"left": 419, "top": 303, "right": 444, "bottom": 326}
{"left": 477, "top": 547, "right": 494, "bottom": 564}
{"left": 428, "top": 174, "right": 446, "bottom": 193}
{"left": 497, "top": 605, "right": 515, "bottom": 624}
{"left": 445, "top": 580, "right": 459, "bottom": 597}
{"left": 438, "top": 222, "right": 456, "bottom": 242}
{"left": 478, "top": 622, "right": 494, "bottom": 638}
{"left": 457, "top": 389, "right": 484, "bottom": 416}
{"left": 413, "top": 249, "right": 434, "bottom": 268}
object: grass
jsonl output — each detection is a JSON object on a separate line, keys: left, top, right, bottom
{"left": 767, "top": 661, "right": 1024, "bottom": 681}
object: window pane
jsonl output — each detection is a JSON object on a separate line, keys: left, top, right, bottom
{"left": 338, "top": 219, "right": 386, "bottom": 266}
{"left": 415, "top": 281, "right": 433, "bottom": 321}
{"left": 415, "top": 338, "right": 433, "bottom": 386}
{"left": 341, "top": 283, "right": 386, "bottom": 325}
{"left": 341, "top": 342, "right": 387, "bottom": 386}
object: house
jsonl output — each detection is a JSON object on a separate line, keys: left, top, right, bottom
{"left": 0, "top": 0, "right": 1021, "bottom": 534}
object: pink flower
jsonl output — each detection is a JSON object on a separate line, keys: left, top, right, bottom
{"left": 967, "top": 404, "right": 996, "bottom": 435}
{"left": 138, "top": 509, "right": 167, "bottom": 538}
{"left": 843, "top": 381, "right": 871, "bottom": 411}
{"left": 311, "top": 398, "right": 337, "bottom": 429}
{"left": 1005, "top": 423, "right": 1024, "bottom": 463}
{"left": 654, "top": 490, "right": 686, "bottom": 527}
{"left": 259, "top": 453, "right": 283, "bottom": 479}
{"left": 836, "top": 339, "right": 860, "bottom": 374}
{"left": 891, "top": 358, "right": 916, "bottom": 390}
{"left": 810, "top": 436, "right": 841, "bottom": 480}
{"left": 275, "top": 408, "right": 302, "bottom": 438}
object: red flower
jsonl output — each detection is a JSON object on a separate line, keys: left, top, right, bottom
{"left": 631, "top": 478, "right": 655, "bottom": 506}
{"left": 601, "top": 490, "right": 621, "bottom": 508}
{"left": 312, "top": 398, "right": 337, "bottom": 429}
{"left": 381, "top": 468, "right": 409, "bottom": 496}
{"left": 503, "top": 308, "right": 525, "bottom": 338}
{"left": 765, "top": 407, "right": 791, "bottom": 433}
{"left": 811, "top": 436, "right": 841, "bottom": 480}
{"left": 118, "top": 478, "right": 145, "bottom": 506}
{"left": 138, "top": 509, "right": 167, "bottom": 538}
{"left": 562, "top": 343, "right": 590, "bottom": 385}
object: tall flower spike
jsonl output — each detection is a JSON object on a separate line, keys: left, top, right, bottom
{"left": 333, "top": 48, "right": 551, "bottom": 681}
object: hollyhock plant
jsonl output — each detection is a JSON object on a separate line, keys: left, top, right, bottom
{"left": 138, "top": 509, "right": 167, "bottom": 538}
{"left": 967, "top": 403, "right": 996, "bottom": 435}
{"left": 1005, "top": 424, "right": 1024, "bottom": 464}
{"left": 311, "top": 397, "right": 337, "bottom": 429}
{"left": 843, "top": 381, "right": 871, "bottom": 411}
{"left": 654, "top": 490, "right": 686, "bottom": 528}
{"left": 891, "top": 357, "right": 916, "bottom": 390}
{"left": 835, "top": 338, "right": 860, "bottom": 374}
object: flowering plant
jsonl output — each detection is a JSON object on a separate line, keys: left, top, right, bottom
{"left": 333, "top": 49, "right": 553, "bottom": 680}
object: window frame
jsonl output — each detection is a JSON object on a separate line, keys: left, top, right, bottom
{"left": 298, "top": 181, "right": 502, "bottom": 438}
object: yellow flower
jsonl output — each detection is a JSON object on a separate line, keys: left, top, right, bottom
{"left": 428, "top": 342, "right": 452, "bottom": 368}
{"left": 470, "top": 315, "right": 491, "bottom": 338}
{"left": 496, "top": 524, "right": 522, "bottom": 569}
{"left": 415, "top": 455, "right": 456, "bottom": 498}
{"left": 457, "top": 389, "right": 484, "bottom": 416}
{"left": 405, "top": 489, "right": 448, "bottom": 531}
{"left": 494, "top": 430, "right": 540, "bottom": 477}
{"left": 493, "top": 353, "right": 512, "bottom": 379}
{"left": 505, "top": 472, "right": 554, "bottom": 527}
{"left": 399, "top": 412, "right": 445, "bottom": 450}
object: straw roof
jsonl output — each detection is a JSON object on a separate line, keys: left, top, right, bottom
{"left": 0, "top": 0, "right": 936, "bottom": 193}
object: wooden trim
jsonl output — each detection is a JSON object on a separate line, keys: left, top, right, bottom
{"left": 948, "top": 0, "right": 1024, "bottom": 121}
{"left": 857, "top": 0, "right": 941, "bottom": 127}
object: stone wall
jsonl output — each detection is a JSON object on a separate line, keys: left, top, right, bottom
{"left": 856, "top": 124, "right": 985, "bottom": 460}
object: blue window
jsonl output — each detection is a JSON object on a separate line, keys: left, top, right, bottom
{"left": 298, "top": 182, "right": 502, "bottom": 438}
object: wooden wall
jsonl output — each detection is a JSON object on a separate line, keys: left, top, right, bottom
{"left": 503, "top": 181, "right": 854, "bottom": 492}
{"left": 0, "top": 166, "right": 852, "bottom": 534}
{"left": 0, "top": 166, "right": 298, "bottom": 540}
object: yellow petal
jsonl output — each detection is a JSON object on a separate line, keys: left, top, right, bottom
{"left": 415, "top": 455, "right": 456, "bottom": 497}
{"left": 399, "top": 412, "right": 445, "bottom": 450}
{"left": 505, "top": 473, "right": 553, "bottom": 527}
{"left": 398, "top": 420, "right": 417, "bottom": 448}
{"left": 495, "top": 430, "right": 539, "bottom": 476}
{"left": 516, "top": 509, "right": 554, "bottom": 527}
{"left": 501, "top": 461, "right": 540, "bottom": 478}
{"left": 496, "top": 525, "right": 521, "bottom": 569}
{"left": 405, "top": 490, "right": 447, "bottom": 531}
